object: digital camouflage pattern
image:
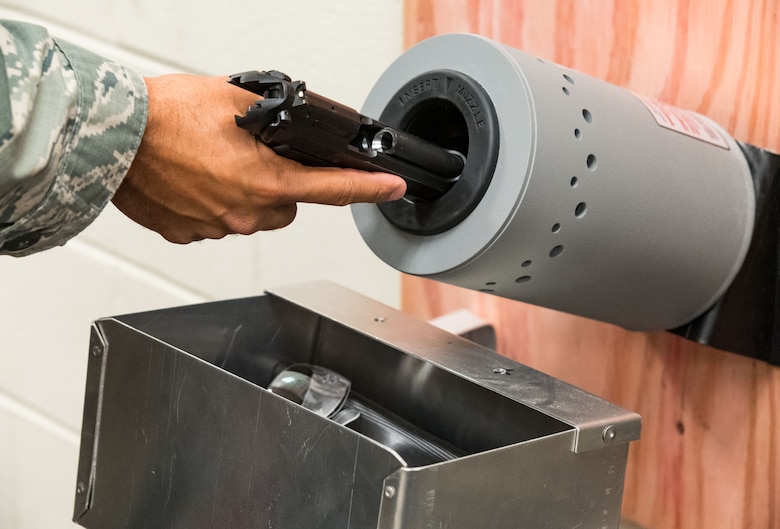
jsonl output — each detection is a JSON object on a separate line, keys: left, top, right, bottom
{"left": 0, "top": 20, "right": 147, "bottom": 256}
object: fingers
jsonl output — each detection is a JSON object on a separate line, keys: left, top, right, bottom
{"left": 273, "top": 165, "right": 407, "bottom": 206}
{"left": 222, "top": 203, "right": 298, "bottom": 234}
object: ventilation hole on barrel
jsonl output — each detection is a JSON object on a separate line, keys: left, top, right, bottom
{"left": 521, "top": 260, "right": 532, "bottom": 268}
{"left": 574, "top": 128, "right": 581, "bottom": 139}
{"left": 570, "top": 176, "right": 579, "bottom": 188}
{"left": 563, "top": 74, "right": 575, "bottom": 84}
{"left": 515, "top": 275, "right": 532, "bottom": 284}
{"left": 485, "top": 281, "right": 496, "bottom": 286}
{"left": 587, "top": 154, "right": 597, "bottom": 170}
{"left": 549, "top": 245, "right": 564, "bottom": 258}
{"left": 552, "top": 223, "right": 561, "bottom": 233}
{"left": 575, "top": 202, "right": 587, "bottom": 217}
{"left": 582, "top": 109, "right": 593, "bottom": 123}
{"left": 562, "top": 86, "right": 570, "bottom": 95}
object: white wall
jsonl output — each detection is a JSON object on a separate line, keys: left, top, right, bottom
{"left": 0, "top": 2, "right": 403, "bottom": 527}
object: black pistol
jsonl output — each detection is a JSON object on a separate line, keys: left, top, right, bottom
{"left": 228, "top": 70, "right": 464, "bottom": 201}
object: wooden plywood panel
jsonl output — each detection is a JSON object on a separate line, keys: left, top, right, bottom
{"left": 402, "top": 1, "right": 779, "bottom": 528}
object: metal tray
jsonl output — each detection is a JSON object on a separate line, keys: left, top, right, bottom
{"left": 73, "top": 281, "right": 640, "bottom": 529}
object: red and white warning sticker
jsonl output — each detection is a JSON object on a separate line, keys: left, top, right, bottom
{"left": 635, "top": 94, "right": 730, "bottom": 150}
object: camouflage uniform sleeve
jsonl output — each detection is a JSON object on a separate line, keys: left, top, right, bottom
{"left": 0, "top": 20, "right": 147, "bottom": 256}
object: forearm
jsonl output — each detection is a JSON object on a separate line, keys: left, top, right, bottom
{"left": 0, "top": 20, "right": 147, "bottom": 256}
{"left": 0, "top": 21, "right": 404, "bottom": 254}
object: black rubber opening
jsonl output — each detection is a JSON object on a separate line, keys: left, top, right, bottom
{"left": 405, "top": 102, "right": 470, "bottom": 158}
{"left": 377, "top": 70, "right": 499, "bottom": 235}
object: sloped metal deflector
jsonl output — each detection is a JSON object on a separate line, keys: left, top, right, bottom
{"left": 73, "top": 281, "right": 640, "bottom": 529}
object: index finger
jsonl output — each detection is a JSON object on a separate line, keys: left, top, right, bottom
{"left": 282, "top": 166, "right": 408, "bottom": 206}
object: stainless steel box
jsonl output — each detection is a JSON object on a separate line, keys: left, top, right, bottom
{"left": 73, "top": 281, "right": 640, "bottom": 529}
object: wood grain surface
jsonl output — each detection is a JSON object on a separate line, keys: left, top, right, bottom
{"left": 402, "top": 1, "right": 779, "bottom": 528}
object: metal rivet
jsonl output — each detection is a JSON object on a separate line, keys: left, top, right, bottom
{"left": 384, "top": 485, "right": 396, "bottom": 499}
{"left": 374, "top": 317, "right": 387, "bottom": 323}
{"left": 493, "top": 368, "right": 513, "bottom": 375}
{"left": 76, "top": 482, "right": 86, "bottom": 495}
{"left": 602, "top": 425, "right": 617, "bottom": 444}
{"left": 91, "top": 345, "right": 102, "bottom": 357}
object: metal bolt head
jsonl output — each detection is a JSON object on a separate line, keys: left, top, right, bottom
{"left": 76, "top": 482, "right": 86, "bottom": 495}
{"left": 91, "top": 345, "right": 102, "bottom": 357}
{"left": 602, "top": 425, "right": 617, "bottom": 444}
{"left": 384, "top": 485, "right": 396, "bottom": 499}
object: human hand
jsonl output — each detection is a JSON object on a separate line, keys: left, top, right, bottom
{"left": 112, "top": 74, "right": 406, "bottom": 243}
